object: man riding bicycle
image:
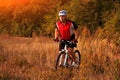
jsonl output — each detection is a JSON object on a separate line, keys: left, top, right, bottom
{"left": 54, "top": 10, "right": 79, "bottom": 66}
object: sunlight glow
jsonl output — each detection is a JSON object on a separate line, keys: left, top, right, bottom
{"left": 0, "top": 0, "right": 29, "bottom": 7}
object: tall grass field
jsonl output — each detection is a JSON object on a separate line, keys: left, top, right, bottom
{"left": 0, "top": 33, "right": 119, "bottom": 80}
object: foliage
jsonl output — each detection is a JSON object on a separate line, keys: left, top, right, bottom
{"left": 0, "top": 0, "right": 120, "bottom": 36}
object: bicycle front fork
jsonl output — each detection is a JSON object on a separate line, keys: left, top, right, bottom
{"left": 63, "top": 53, "right": 68, "bottom": 66}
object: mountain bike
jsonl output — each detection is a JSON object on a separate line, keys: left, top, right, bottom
{"left": 55, "top": 40, "right": 81, "bottom": 70}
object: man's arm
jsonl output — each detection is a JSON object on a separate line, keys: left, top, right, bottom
{"left": 55, "top": 28, "right": 59, "bottom": 39}
{"left": 74, "top": 28, "right": 79, "bottom": 40}
{"left": 72, "top": 21, "right": 79, "bottom": 40}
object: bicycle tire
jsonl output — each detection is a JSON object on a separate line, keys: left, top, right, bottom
{"left": 55, "top": 52, "right": 66, "bottom": 70}
{"left": 74, "top": 50, "right": 81, "bottom": 65}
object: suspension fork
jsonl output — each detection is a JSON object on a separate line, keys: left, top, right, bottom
{"left": 63, "top": 45, "right": 68, "bottom": 66}
{"left": 63, "top": 53, "right": 68, "bottom": 66}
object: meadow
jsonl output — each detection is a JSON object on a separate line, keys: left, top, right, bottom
{"left": 0, "top": 32, "right": 119, "bottom": 80}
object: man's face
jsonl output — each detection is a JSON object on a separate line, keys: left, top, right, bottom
{"left": 59, "top": 15, "right": 67, "bottom": 22}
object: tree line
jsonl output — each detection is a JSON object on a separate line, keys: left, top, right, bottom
{"left": 0, "top": 0, "right": 120, "bottom": 37}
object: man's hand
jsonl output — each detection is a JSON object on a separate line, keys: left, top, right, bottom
{"left": 72, "top": 39, "right": 78, "bottom": 43}
{"left": 53, "top": 38, "right": 59, "bottom": 42}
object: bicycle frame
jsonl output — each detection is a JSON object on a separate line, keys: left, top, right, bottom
{"left": 59, "top": 40, "right": 72, "bottom": 66}
{"left": 55, "top": 40, "right": 81, "bottom": 70}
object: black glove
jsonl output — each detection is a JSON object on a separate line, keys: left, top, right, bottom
{"left": 53, "top": 38, "right": 59, "bottom": 42}
{"left": 72, "top": 39, "right": 78, "bottom": 43}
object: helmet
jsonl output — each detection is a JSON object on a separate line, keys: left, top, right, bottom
{"left": 58, "top": 10, "right": 67, "bottom": 16}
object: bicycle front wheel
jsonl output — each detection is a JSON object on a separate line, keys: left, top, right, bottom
{"left": 55, "top": 52, "right": 66, "bottom": 70}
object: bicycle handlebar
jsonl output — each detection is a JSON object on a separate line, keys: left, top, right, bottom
{"left": 53, "top": 39, "right": 78, "bottom": 44}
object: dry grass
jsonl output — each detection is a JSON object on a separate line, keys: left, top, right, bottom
{"left": 0, "top": 34, "right": 119, "bottom": 80}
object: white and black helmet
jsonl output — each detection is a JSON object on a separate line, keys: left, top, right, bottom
{"left": 58, "top": 10, "right": 67, "bottom": 16}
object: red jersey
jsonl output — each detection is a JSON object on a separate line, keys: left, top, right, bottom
{"left": 56, "top": 20, "right": 78, "bottom": 40}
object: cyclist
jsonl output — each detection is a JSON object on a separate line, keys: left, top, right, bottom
{"left": 54, "top": 10, "right": 79, "bottom": 66}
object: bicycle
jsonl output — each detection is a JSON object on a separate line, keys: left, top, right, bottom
{"left": 55, "top": 40, "right": 81, "bottom": 70}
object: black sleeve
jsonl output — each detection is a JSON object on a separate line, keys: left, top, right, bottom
{"left": 72, "top": 21, "right": 78, "bottom": 30}
{"left": 55, "top": 20, "right": 60, "bottom": 29}
{"left": 54, "top": 22, "right": 58, "bottom": 29}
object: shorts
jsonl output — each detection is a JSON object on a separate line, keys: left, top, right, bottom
{"left": 59, "top": 40, "right": 77, "bottom": 51}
